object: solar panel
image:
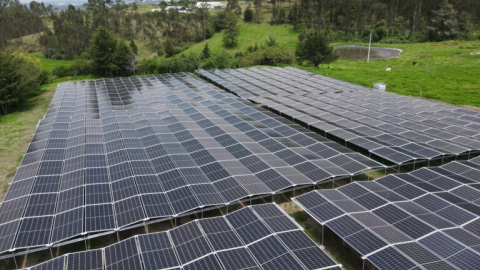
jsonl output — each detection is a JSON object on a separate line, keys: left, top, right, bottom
{"left": 104, "top": 238, "right": 143, "bottom": 270}
{"left": 293, "top": 158, "right": 480, "bottom": 269}
{"left": 30, "top": 255, "right": 65, "bottom": 270}
{"left": 0, "top": 71, "right": 383, "bottom": 254}
{"left": 216, "top": 248, "right": 261, "bottom": 270}
{"left": 197, "top": 217, "right": 243, "bottom": 251}
{"left": 137, "top": 233, "right": 179, "bottom": 270}
{"left": 247, "top": 235, "right": 306, "bottom": 270}
{"left": 24, "top": 203, "right": 340, "bottom": 270}
{"left": 198, "top": 67, "right": 480, "bottom": 165}
{"left": 67, "top": 250, "right": 103, "bottom": 270}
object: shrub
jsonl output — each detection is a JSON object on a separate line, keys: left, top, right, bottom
{"left": 71, "top": 59, "right": 93, "bottom": 75}
{"left": 244, "top": 6, "right": 253, "bottom": 22}
{"left": 244, "top": 47, "right": 294, "bottom": 66}
{"left": 296, "top": 30, "right": 338, "bottom": 66}
{"left": 0, "top": 52, "right": 42, "bottom": 115}
{"left": 137, "top": 58, "right": 157, "bottom": 75}
{"left": 38, "top": 70, "right": 52, "bottom": 85}
{"left": 52, "top": 65, "right": 73, "bottom": 77}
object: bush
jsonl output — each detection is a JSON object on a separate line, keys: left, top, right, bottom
{"left": 200, "top": 51, "right": 234, "bottom": 69}
{"left": 296, "top": 30, "right": 338, "bottom": 67}
{"left": 38, "top": 70, "right": 52, "bottom": 85}
{"left": 52, "top": 65, "right": 73, "bottom": 77}
{"left": 244, "top": 46, "right": 294, "bottom": 66}
{"left": 244, "top": 6, "right": 253, "bottom": 22}
{"left": 0, "top": 52, "right": 42, "bottom": 115}
{"left": 265, "top": 36, "right": 278, "bottom": 47}
{"left": 157, "top": 53, "right": 202, "bottom": 73}
{"left": 71, "top": 59, "right": 93, "bottom": 75}
{"left": 138, "top": 58, "right": 157, "bottom": 75}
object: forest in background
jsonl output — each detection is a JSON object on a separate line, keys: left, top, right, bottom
{"left": 1, "top": 0, "right": 480, "bottom": 115}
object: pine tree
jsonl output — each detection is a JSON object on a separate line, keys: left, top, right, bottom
{"left": 226, "top": 0, "right": 241, "bottom": 15}
{"left": 90, "top": 27, "right": 117, "bottom": 76}
{"left": 296, "top": 31, "right": 338, "bottom": 67}
{"left": 428, "top": 0, "right": 458, "bottom": 41}
{"left": 164, "top": 37, "right": 175, "bottom": 57}
{"left": 223, "top": 12, "right": 239, "bottom": 48}
{"left": 129, "top": 39, "right": 138, "bottom": 55}
{"left": 202, "top": 43, "right": 211, "bottom": 59}
{"left": 114, "top": 41, "right": 132, "bottom": 75}
{"left": 244, "top": 5, "right": 254, "bottom": 22}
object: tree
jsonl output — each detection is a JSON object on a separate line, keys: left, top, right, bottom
{"left": 364, "top": 20, "right": 388, "bottom": 42}
{"left": 0, "top": 51, "right": 42, "bottom": 115}
{"left": 164, "top": 37, "right": 175, "bottom": 57}
{"left": 90, "top": 27, "right": 117, "bottom": 76}
{"left": 113, "top": 41, "right": 132, "bottom": 75}
{"left": 196, "top": 2, "right": 210, "bottom": 40}
{"left": 265, "top": 36, "right": 278, "bottom": 47}
{"left": 253, "top": 0, "right": 262, "bottom": 23}
{"left": 223, "top": 12, "right": 239, "bottom": 48}
{"left": 428, "top": 0, "right": 458, "bottom": 41}
{"left": 226, "top": 0, "right": 241, "bottom": 15}
{"left": 296, "top": 31, "right": 338, "bottom": 67}
{"left": 244, "top": 5, "right": 253, "bottom": 22}
{"left": 202, "top": 43, "right": 211, "bottom": 59}
{"left": 129, "top": 39, "right": 138, "bottom": 55}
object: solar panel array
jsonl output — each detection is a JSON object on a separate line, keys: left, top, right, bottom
{"left": 198, "top": 67, "right": 480, "bottom": 165}
{"left": 0, "top": 72, "right": 383, "bottom": 254}
{"left": 293, "top": 156, "right": 480, "bottom": 270}
{"left": 24, "top": 204, "right": 341, "bottom": 270}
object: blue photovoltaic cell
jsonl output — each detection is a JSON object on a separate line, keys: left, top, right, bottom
{"left": 67, "top": 250, "right": 103, "bottom": 270}
{"left": 23, "top": 204, "right": 338, "bottom": 270}
{"left": 30, "top": 256, "right": 65, "bottom": 270}
{"left": 1, "top": 70, "right": 386, "bottom": 253}
{"left": 197, "top": 217, "right": 243, "bottom": 251}
{"left": 137, "top": 233, "right": 180, "bottom": 270}
{"left": 104, "top": 238, "right": 143, "bottom": 270}
{"left": 216, "top": 248, "right": 261, "bottom": 270}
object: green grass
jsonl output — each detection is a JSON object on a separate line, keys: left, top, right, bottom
{"left": 301, "top": 40, "right": 480, "bottom": 107}
{"left": 0, "top": 75, "right": 95, "bottom": 200}
{"left": 137, "top": 4, "right": 158, "bottom": 11}
{"left": 178, "top": 22, "right": 299, "bottom": 56}
{"left": 28, "top": 52, "right": 73, "bottom": 71}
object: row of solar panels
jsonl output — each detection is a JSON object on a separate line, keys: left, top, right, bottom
{"left": 0, "top": 73, "right": 384, "bottom": 254}
{"left": 23, "top": 204, "right": 340, "bottom": 270}
{"left": 293, "top": 156, "right": 480, "bottom": 270}
{"left": 197, "top": 67, "right": 480, "bottom": 165}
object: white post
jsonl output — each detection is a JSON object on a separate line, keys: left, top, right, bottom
{"left": 367, "top": 29, "right": 373, "bottom": 63}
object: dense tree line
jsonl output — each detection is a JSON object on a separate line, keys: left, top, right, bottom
{"left": 39, "top": 0, "right": 235, "bottom": 60}
{"left": 272, "top": 0, "right": 479, "bottom": 42}
{"left": 0, "top": 0, "right": 52, "bottom": 50}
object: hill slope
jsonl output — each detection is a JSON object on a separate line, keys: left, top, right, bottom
{"left": 178, "top": 22, "right": 299, "bottom": 56}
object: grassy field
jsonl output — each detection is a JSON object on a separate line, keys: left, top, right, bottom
{"left": 0, "top": 76, "right": 94, "bottom": 200}
{"left": 302, "top": 41, "right": 480, "bottom": 107}
{"left": 178, "top": 22, "right": 299, "bottom": 56}
{"left": 28, "top": 52, "right": 73, "bottom": 71}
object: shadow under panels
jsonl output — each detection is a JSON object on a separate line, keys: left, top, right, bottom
{"left": 19, "top": 204, "right": 342, "bottom": 270}
{"left": 0, "top": 72, "right": 383, "bottom": 255}
{"left": 293, "top": 156, "right": 480, "bottom": 270}
{"left": 197, "top": 67, "right": 480, "bottom": 166}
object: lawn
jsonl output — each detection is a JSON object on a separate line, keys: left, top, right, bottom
{"left": 301, "top": 40, "right": 480, "bottom": 107}
{"left": 136, "top": 4, "right": 158, "bottom": 11}
{"left": 178, "top": 22, "right": 299, "bottom": 56}
{"left": 0, "top": 75, "right": 94, "bottom": 200}
{"left": 28, "top": 52, "right": 73, "bottom": 71}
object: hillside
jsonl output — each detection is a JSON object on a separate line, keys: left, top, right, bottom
{"left": 305, "top": 41, "right": 480, "bottom": 107}
{"left": 178, "top": 22, "right": 299, "bottom": 56}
